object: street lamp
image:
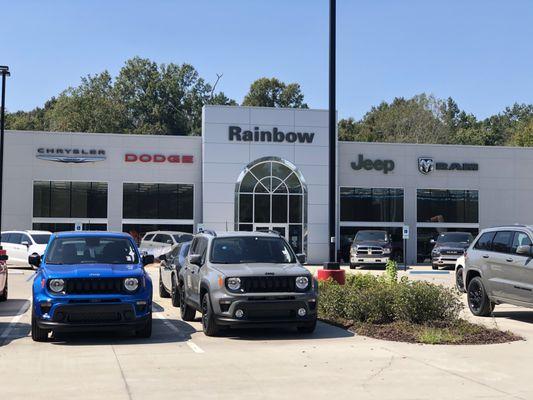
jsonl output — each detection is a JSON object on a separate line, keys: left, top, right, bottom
{"left": 0, "top": 65, "right": 10, "bottom": 251}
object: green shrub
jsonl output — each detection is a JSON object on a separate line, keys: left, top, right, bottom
{"left": 385, "top": 259, "right": 398, "bottom": 283}
{"left": 318, "top": 274, "right": 463, "bottom": 325}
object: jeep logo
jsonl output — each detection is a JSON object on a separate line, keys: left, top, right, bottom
{"left": 351, "top": 154, "right": 395, "bottom": 174}
{"left": 228, "top": 126, "right": 315, "bottom": 144}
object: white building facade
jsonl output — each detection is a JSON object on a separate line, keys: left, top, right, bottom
{"left": 3, "top": 105, "right": 533, "bottom": 264}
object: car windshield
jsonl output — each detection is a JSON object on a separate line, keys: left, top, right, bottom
{"left": 32, "top": 234, "right": 51, "bottom": 245}
{"left": 355, "top": 231, "right": 387, "bottom": 242}
{"left": 173, "top": 234, "right": 193, "bottom": 243}
{"left": 46, "top": 236, "right": 139, "bottom": 265}
{"left": 436, "top": 233, "right": 473, "bottom": 244}
{"left": 211, "top": 236, "right": 296, "bottom": 264}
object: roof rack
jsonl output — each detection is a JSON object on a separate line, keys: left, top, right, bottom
{"left": 198, "top": 228, "right": 217, "bottom": 237}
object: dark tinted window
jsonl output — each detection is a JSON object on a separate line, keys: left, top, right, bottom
{"left": 474, "top": 232, "right": 496, "bottom": 250}
{"left": 210, "top": 236, "right": 295, "bottom": 264}
{"left": 20, "top": 234, "right": 31, "bottom": 244}
{"left": 436, "top": 232, "right": 473, "bottom": 244}
{"left": 355, "top": 231, "right": 388, "bottom": 242}
{"left": 341, "top": 188, "right": 404, "bottom": 222}
{"left": 9, "top": 233, "right": 22, "bottom": 244}
{"left": 173, "top": 234, "right": 193, "bottom": 243}
{"left": 32, "top": 234, "right": 51, "bottom": 245}
{"left": 492, "top": 231, "right": 513, "bottom": 254}
{"left": 122, "top": 183, "right": 193, "bottom": 219}
{"left": 180, "top": 242, "right": 191, "bottom": 257}
{"left": 197, "top": 238, "right": 208, "bottom": 264}
{"left": 143, "top": 234, "right": 155, "bottom": 242}
{"left": 154, "top": 234, "right": 172, "bottom": 244}
{"left": 511, "top": 232, "right": 532, "bottom": 254}
{"left": 33, "top": 181, "right": 107, "bottom": 218}
{"left": 417, "top": 189, "right": 478, "bottom": 223}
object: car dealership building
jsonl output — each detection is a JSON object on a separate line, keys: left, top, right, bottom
{"left": 3, "top": 105, "right": 533, "bottom": 264}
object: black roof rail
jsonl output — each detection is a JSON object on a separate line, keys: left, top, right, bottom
{"left": 198, "top": 228, "right": 217, "bottom": 237}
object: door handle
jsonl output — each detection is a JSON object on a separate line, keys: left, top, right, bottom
{"left": 506, "top": 258, "right": 513, "bottom": 262}
{"left": 482, "top": 255, "right": 489, "bottom": 259}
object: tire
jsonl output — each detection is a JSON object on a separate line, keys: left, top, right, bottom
{"left": 136, "top": 312, "right": 152, "bottom": 338}
{"left": 31, "top": 310, "right": 49, "bottom": 342}
{"left": 467, "top": 277, "right": 493, "bottom": 316}
{"left": 201, "top": 292, "right": 221, "bottom": 337}
{"left": 159, "top": 272, "right": 170, "bottom": 298}
{"left": 349, "top": 264, "right": 356, "bottom": 270}
{"left": 0, "top": 274, "right": 7, "bottom": 302}
{"left": 297, "top": 318, "right": 317, "bottom": 334}
{"left": 171, "top": 275, "right": 180, "bottom": 307}
{"left": 179, "top": 283, "right": 196, "bottom": 321}
{"left": 455, "top": 267, "right": 466, "bottom": 293}
{"left": 431, "top": 264, "right": 438, "bottom": 270}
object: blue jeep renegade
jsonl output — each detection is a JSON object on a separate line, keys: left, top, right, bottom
{"left": 30, "top": 231, "right": 154, "bottom": 342}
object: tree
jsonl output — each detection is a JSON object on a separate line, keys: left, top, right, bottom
{"left": 242, "top": 78, "right": 308, "bottom": 108}
{"left": 511, "top": 117, "right": 533, "bottom": 147}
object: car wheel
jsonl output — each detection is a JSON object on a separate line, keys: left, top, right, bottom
{"left": 159, "top": 272, "right": 170, "bottom": 298}
{"left": 171, "top": 275, "right": 180, "bottom": 307}
{"left": 349, "top": 263, "right": 356, "bottom": 270}
{"left": 467, "top": 277, "right": 493, "bottom": 316}
{"left": 179, "top": 283, "right": 196, "bottom": 321}
{"left": 431, "top": 264, "right": 438, "bottom": 270}
{"left": 455, "top": 267, "right": 466, "bottom": 293}
{"left": 297, "top": 318, "right": 317, "bottom": 334}
{"left": 31, "top": 309, "right": 49, "bottom": 342}
{"left": 135, "top": 312, "right": 152, "bottom": 338}
{"left": 0, "top": 274, "right": 7, "bottom": 302}
{"left": 201, "top": 292, "right": 221, "bottom": 337}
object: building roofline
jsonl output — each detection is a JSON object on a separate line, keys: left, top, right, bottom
{"left": 6, "top": 130, "right": 201, "bottom": 140}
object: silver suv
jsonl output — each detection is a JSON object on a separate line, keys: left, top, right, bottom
{"left": 177, "top": 231, "right": 317, "bottom": 336}
{"left": 464, "top": 225, "right": 533, "bottom": 316}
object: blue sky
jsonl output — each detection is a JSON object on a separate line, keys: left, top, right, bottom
{"left": 2, "top": 0, "right": 532, "bottom": 119}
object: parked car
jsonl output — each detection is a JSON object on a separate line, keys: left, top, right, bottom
{"left": 430, "top": 231, "right": 474, "bottom": 270}
{"left": 1, "top": 230, "right": 51, "bottom": 268}
{"left": 29, "top": 231, "right": 154, "bottom": 342}
{"left": 0, "top": 259, "right": 7, "bottom": 301}
{"left": 349, "top": 230, "right": 392, "bottom": 269}
{"left": 158, "top": 241, "right": 191, "bottom": 307}
{"left": 464, "top": 225, "right": 533, "bottom": 316}
{"left": 178, "top": 230, "right": 317, "bottom": 336}
{"left": 454, "top": 255, "right": 466, "bottom": 293}
{"left": 139, "top": 231, "right": 193, "bottom": 259}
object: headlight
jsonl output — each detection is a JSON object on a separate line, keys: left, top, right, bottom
{"left": 383, "top": 248, "right": 391, "bottom": 254}
{"left": 227, "top": 277, "right": 241, "bottom": 291}
{"left": 432, "top": 249, "right": 440, "bottom": 256}
{"left": 124, "top": 277, "right": 139, "bottom": 292}
{"left": 295, "top": 276, "right": 309, "bottom": 290}
{"left": 49, "top": 279, "right": 65, "bottom": 293}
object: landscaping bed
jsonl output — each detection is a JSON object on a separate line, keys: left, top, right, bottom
{"left": 318, "top": 265, "right": 522, "bottom": 345}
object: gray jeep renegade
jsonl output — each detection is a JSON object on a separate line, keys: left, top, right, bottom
{"left": 177, "top": 230, "right": 317, "bottom": 336}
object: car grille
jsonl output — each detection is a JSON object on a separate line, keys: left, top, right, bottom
{"left": 64, "top": 278, "right": 125, "bottom": 295}
{"left": 241, "top": 276, "right": 296, "bottom": 293}
{"left": 67, "top": 312, "right": 121, "bottom": 323}
{"left": 356, "top": 246, "right": 384, "bottom": 255}
{"left": 440, "top": 249, "right": 464, "bottom": 256}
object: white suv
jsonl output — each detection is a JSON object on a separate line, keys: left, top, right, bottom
{"left": 0, "top": 230, "right": 52, "bottom": 268}
{"left": 139, "top": 231, "right": 193, "bottom": 259}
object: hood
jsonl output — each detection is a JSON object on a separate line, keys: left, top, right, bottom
{"left": 43, "top": 263, "right": 144, "bottom": 279}
{"left": 434, "top": 242, "right": 470, "bottom": 250}
{"left": 210, "top": 263, "right": 309, "bottom": 277}
{"left": 353, "top": 240, "right": 390, "bottom": 247}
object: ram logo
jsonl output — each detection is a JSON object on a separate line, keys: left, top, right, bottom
{"left": 418, "top": 158, "right": 434, "bottom": 174}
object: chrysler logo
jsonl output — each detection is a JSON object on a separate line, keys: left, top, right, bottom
{"left": 36, "top": 148, "right": 106, "bottom": 163}
{"left": 418, "top": 158, "right": 434, "bottom": 174}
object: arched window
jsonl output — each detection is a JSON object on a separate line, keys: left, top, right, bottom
{"left": 235, "top": 157, "right": 307, "bottom": 255}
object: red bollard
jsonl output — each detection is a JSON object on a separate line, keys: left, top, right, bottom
{"left": 317, "top": 267, "right": 345, "bottom": 285}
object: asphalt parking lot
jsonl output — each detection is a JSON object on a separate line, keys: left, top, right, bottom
{"left": 2, "top": 265, "right": 533, "bottom": 400}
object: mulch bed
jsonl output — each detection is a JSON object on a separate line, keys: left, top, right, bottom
{"left": 322, "top": 318, "right": 523, "bottom": 345}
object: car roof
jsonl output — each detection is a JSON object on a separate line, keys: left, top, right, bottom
{"left": 53, "top": 231, "right": 133, "bottom": 239}
{"left": 1, "top": 230, "right": 52, "bottom": 235}
{"left": 199, "top": 231, "right": 282, "bottom": 239}
{"left": 144, "top": 231, "right": 192, "bottom": 236}
{"left": 481, "top": 225, "right": 533, "bottom": 232}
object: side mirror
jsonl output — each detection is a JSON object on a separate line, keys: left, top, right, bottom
{"left": 296, "top": 253, "right": 306, "bottom": 264}
{"left": 21, "top": 241, "right": 30, "bottom": 247}
{"left": 516, "top": 245, "right": 533, "bottom": 256}
{"left": 159, "top": 254, "right": 167, "bottom": 262}
{"left": 166, "top": 240, "right": 173, "bottom": 244}
{"left": 430, "top": 239, "right": 436, "bottom": 245}
{"left": 142, "top": 254, "right": 155, "bottom": 266}
{"left": 189, "top": 254, "right": 202, "bottom": 266}
{"left": 29, "top": 253, "right": 41, "bottom": 268}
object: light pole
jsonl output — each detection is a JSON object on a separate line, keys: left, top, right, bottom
{"left": 0, "top": 65, "right": 10, "bottom": 244}
{"left": 327, "top": 0, "right": 338, "bottom": 267}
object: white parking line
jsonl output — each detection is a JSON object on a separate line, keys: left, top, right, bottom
{"left": 153, "top": 312, "right": 204, "bottom": 353}
{"left": 0, "top": 298, "right": 31, "bottom": 342}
